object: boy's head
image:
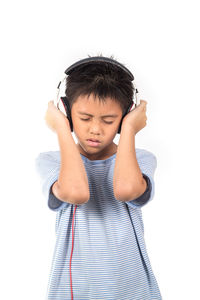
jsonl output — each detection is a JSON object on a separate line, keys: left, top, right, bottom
{"left": 65, "top": 55, "right": 134, "bottom": 160}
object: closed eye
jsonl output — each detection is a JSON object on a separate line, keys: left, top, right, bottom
{"left": 80, "top": 118, "right": 113, "bottom": 124}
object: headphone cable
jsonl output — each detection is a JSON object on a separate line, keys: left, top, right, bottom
{"left": 70, "top": 204, "right": 77, "bottom": 300}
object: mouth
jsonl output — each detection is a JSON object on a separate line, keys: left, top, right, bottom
{"left": 87, "top": 138, "right": 100, "bottom": 142}
{"left": 86, "top": 139, "right": 101, "bottom": 147}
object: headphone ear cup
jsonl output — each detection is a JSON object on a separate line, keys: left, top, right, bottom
{"left": 118, "top": 101, "right": 134, "bottom": 134}
{"left": 118, "top": 119, "right": 123, "bottom": 134}
{"left": 60, "top": 97, "right": 73, "bottom": 132}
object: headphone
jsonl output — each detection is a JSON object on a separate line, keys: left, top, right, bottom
{"left": 54, "top": 56, "right": 141, "bottom": 134}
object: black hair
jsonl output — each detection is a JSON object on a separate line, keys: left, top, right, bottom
{"left": 65, "top": 53, "right": 135, "bottom": 115}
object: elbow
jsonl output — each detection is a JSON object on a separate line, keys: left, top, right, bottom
{"left": 114, "top": 180, "right": 146, "bottom": 202}
{"left": 63, "top": 188, "right": 90, "bottom": 205}
{"left": 54, "top": 181, "right": 90, "bottom": 205}
{"left": 114, "top": 185, "right": 133, "bottom": 202}
{"left": 114, "top": 190, "right": 140, "bottom": 202}
{"left": 74, "top": 190, "right": 90, "bottom": 205}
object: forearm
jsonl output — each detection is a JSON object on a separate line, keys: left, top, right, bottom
{"left": 113, "top": 124, "right": 146, "bottom": 201}
{"left": 56, "top": 122, "right": 90, "bottom": 200}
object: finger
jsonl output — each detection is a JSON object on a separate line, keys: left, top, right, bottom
{"left": 140, "top": 100, "right": 147, "bottom": 105}
{"left": 48, "top": 100, "right": 54, "bottom": 106}
{"left": 139, "top": 101, "right": 147, "bottom": 111}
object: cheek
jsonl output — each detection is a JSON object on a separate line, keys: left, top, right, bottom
{"left": 72, "top": 118, "right": 83, "bottom": 130}
{"left": 106, "top": 125, "right": 119, "bottom": 138}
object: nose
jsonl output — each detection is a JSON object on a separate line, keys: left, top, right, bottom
{"left": 89, "top": 120, "right": 101, "bottom": 135}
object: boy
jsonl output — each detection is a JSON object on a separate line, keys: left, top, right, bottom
{"left": 35, "top": 55, "right": 162, "bottom": 299}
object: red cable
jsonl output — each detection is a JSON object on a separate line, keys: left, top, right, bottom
{"left": 70, "top": 204, "right": 77, "bottom": 300}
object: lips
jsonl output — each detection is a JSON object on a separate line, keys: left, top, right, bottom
{"left": 86, "top": 139, "right": 101, "bottom": 147}
{"left": 87, "top": 139, "right": 100, "bottom": 142}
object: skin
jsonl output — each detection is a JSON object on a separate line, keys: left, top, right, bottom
{"left": 44, "top": 94, "right": 148, "bottom": 202}
{"left": 45, "top": 94, "right": 147, "bottom": 161}
{"left": 71, "top": 94, "right": 124, "bottom": 160}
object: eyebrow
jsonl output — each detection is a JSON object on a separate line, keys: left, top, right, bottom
{"left": 77, "top": 111, "right": 118, "bottom": 118}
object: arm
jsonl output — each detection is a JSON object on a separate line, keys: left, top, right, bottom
{"left": 113, "top": 123, "right": 147, "bottom": 202}
{"left": 54, "top": 122, "right": 90, "bottom": 205}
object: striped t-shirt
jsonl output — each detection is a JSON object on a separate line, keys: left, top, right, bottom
{"left": 35, "top": 148, "right": 162, "bottom": 300}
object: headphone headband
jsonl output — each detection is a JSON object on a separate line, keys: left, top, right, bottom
{"left": 64, "top": 56, "right": 134, "bottom": 81}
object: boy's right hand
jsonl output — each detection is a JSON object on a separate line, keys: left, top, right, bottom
{"left": 44, "top": 100, "right": 70, "bottom": 133}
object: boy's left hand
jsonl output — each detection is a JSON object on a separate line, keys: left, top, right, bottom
{"left": 121, "top": 100, "right": 148, "bottom": 135}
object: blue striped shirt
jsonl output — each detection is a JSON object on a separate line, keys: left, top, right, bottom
{"left": 35, "top": 148, "right": 162, "bottom": 299}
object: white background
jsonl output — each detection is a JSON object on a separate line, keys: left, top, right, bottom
{"left": 0, "top": 0, "right": 200, "bottom": 299}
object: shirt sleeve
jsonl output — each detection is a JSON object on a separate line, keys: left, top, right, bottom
{"left": 35, "top": 151, "right": 70, "bottom": 212}
{"left": 125, "top": 149, "right": 157, "bottom": 209}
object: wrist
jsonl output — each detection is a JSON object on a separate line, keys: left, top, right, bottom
{"left": 121, "top": 122, "right": 136, "bottom": 136}
{"left": 56, "top": 119, "right": 71, "bottom": 135}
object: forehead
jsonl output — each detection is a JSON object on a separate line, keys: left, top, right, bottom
{"left": 72, "top": 94, "right": 123, "bottom": 114}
